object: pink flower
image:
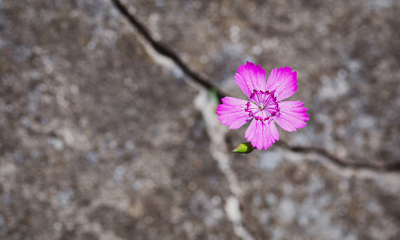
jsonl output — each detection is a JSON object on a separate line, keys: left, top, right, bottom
{"left": 216, "top": 62, "right": 309, "bottom": 150}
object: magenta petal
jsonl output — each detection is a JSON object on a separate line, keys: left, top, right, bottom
{"left": 245, "top": 119, "right": 257, "bottom": 140}
{"left": 269, "top": 121, "right": 280, "bottom": 141}
{"left": 229, "top": 115, "right": 250, "bottom": 129}
{"left": 216, "top": 97, "right": 250, "bottom": 129}
{"left": 245, "top": 120, "right": 279, "bottom": 150}
{"left": 266, "top": 67, "right": 298, "bottom": 101}
{"left": 274, "top": 101, "right": 309, "bottom": 132}
{"left": 234, "top": 62, "right": 267, "bottom": 97}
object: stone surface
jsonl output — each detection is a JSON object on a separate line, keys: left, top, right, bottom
{"left": 0, "top": 0, "right": 400, "bottom": 240}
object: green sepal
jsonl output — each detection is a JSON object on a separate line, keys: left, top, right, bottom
{"left": 232, "top": 142, "right": 255, "bottom": 154}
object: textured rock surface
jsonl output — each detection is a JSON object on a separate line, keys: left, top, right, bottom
{"left": 0, "top": 0, "right": 400, "bottom": 240}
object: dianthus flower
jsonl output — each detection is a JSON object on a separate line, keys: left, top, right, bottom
{"left": 216, "top": 62, "right": 309, "bottom": 150}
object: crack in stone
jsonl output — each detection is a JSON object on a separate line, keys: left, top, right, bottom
{"left": 119, "top": 8, "right": 255, "bottom": 240}
{"left": 110, "top": 0, "right": 400, "bottom": 174}
{"left": 194, "top": 90, "right": 255, "bottom": 240}
{"left": 275, "top": 141, "right": 400, "bottom": 172}
{"left": 111, "top": 0, "right": 227, "bottom": 101}
{"left": 110, "top": 2, "right": 256, "bottom": 238}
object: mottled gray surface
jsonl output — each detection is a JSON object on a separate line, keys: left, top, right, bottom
{"left": 0, "top": 0, "right": 400, "bottom": 240}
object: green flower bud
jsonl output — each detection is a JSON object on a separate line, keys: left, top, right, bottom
{"left": 232, "top": 142, "right": 255, "bottom": 154}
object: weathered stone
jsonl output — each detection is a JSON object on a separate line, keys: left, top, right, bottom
{"left": 1, "top": 0, "right": 400, "bottom": 240}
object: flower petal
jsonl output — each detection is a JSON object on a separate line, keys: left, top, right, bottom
{"left": 245, "top": 120, "right": 279, "bottom": 150}
{"left": 266, "top": 67, "right": 298, "bottom": 101}
{"left": 216, "top": 97, "right": 251, "bottom": 129}
{"left": 274, "top": 101, "right": 309, "bottom": 132}
{"left": 234, "top": 62, "right": 267, "bottom": 97}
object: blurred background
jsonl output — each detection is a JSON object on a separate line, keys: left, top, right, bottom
{"left": 1, "top": 0, "right": 400, "bottom": 239}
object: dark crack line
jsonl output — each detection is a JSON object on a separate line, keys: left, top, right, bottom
{"left": 275, "top": 142, "right": 400, "bottom": 172}
{"left": 112, "top": 0, "right": 227, "bottom": 101}
{"left": 111, "top": 0, "right": 400, "bottom": 173}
